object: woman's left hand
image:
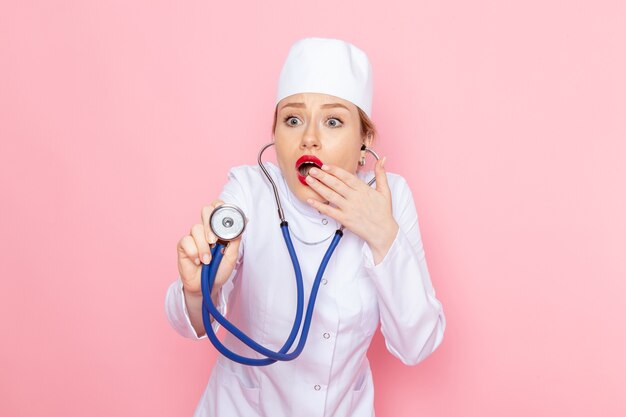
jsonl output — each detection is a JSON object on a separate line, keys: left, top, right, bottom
{"left": 305, "top": 157, "right": 399, "bottom": 264}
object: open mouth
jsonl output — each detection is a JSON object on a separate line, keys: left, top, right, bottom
{"left": 295, "top": 155, "right": 324, "bottom": 186}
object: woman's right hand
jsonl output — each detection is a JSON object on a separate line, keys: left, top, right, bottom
{"left": 176, "top": 199, "right": 242, "bottom": 296}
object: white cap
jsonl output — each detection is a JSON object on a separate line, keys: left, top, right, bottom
{"left": 275, "top": 37, "right": 373, "bottom": 117}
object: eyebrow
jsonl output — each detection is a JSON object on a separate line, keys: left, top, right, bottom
{"left": 280, "top": 102, "right": 351, "bottom": 111}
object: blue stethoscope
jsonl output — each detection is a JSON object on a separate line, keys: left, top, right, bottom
{"left": 201, "top": 143, "right": 379, "bottom": 366}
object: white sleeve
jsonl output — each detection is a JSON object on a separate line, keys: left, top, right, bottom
{"left": 164, "top": 167, "right": 248, "bottom": 339}
{"left": 164, "top": 274, "right": 235, "bottom": 339}
{"left": 361, "top": 175, "right": 446, "bottom": 365}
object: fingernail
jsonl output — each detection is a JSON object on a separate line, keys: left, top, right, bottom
{"left": 194, "top": 258, "right": 201, "bottom": 266}
{"left": 305, "top": 175, "right": 314, "bottom": 183}
{"left": 202, "top": 254, "right": 211, "bottom": 264}
{"left": 381, "top": 156, "right": 387, "bottom": 168}
{"left": 309, "top": 167, "right": 319, "bottom": 175}
{"left": 321, "top": 164, "right": 329, "bottom": 170}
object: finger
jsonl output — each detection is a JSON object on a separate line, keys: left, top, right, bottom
{"left": 221, "top": 237, "right": 241, "bottom": 266}
{"left": 320, "top": 164, "right": 364, "bottom": 190}
{"left": 306, "top": 198, "right": 344, "bottom": 223}
{"left": 178, "top": 235, "right": 201, "bottom": 266}
{"left": 305, "top": 175, "right": 346, "bottom": 207}
{"left": 213, "top": 238, "right": 242, "bottom": 286}
{"left": 308, "top": 167, "right": 353, "bottom": 198}
{"left": 201, "top": 199, "right": 224, "bottom": 243}
{"left": 374, "top": 156, "right": 390, "bottom": 196}
{"left": 191, "top": 224, "right": 213, "bottom": 265}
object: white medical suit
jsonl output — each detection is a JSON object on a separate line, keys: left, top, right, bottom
{"left": 165, "top": 162, "right": 446, "bottom": 417}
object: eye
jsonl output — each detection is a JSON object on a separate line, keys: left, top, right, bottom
{"left": 326, "top": 116, "right": 343, "bottom": 128}
{"left": 283, "top": 114, "right": 302, "bottom": 127}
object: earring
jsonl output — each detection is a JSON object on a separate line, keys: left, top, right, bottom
{"left": 358, "top": 143, "right": 366, "bottom": 166}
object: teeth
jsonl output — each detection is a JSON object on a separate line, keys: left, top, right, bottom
{"left": 298, "top": 161, "right": 319, "bottom": 176}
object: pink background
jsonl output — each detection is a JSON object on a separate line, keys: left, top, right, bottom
{"left": 1, "top": 1, "right": 625, "bottom": 416}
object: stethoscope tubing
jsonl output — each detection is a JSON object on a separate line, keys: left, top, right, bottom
{"left": 201, "top": 224, "right": 343, "bottom": 365}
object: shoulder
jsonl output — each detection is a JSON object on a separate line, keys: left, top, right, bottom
{"left": 225, "top": 164, "right": 263, "bottom": 182}
{"left": 358, "top": 168, "right": 413, "bottom": 205}
{"left": 385, "top": 171, "right": 409, "bottom": 190}
{"left": 381, "top": 171, "right": 417, "bottom": 224}
{"left": 380, "top": 171, "right": 413, "bottom": 204}
{"left": 358, "top": 169, "right": 414, "bottom": 218}
{"left": 218, "top": 165, "right": 260, "bottom": 212}
{"left": 222, "top": 164, "right": 270, "bottom": 196}
{"left": 220, "top": 163, "right": 280, "bottom": 209}
{"left": 225, "top": 163, "right": 281, "bottom": 185}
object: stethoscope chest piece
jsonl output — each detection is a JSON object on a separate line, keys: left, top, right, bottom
{"left": 209, "top": 204, "right": 246, "bottom": 241}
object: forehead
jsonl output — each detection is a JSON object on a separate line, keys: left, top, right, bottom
{"left": 277, "top": 93, "right": 357, "bottom": 112}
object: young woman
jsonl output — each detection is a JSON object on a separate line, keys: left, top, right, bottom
{"left": 166, "top": 37, "right": 446, "bottom": 417}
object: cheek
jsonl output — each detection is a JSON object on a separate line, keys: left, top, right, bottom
{"left": 344, "top": 155, "right": 360, "bottom": 173}
{"left": 274, "top": 145, "right": 300, "bottom": 182}
{"left": 273, "top": 144, "right": 291, "bottom": 169}
{"left": 333, "top": 146, "right": 361, "bottom": 173}
{"left": 333, "top": 131, "right": 363, "bottom": 168}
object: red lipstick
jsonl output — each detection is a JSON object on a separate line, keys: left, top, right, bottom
{"left": 295, "top": 155, "right": 324, "bottom": 186}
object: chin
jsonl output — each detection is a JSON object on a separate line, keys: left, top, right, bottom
{"left": 292, "top": 181, "right": 327, "bottom": 204}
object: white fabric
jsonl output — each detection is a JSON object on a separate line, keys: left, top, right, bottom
{"left": 275, "top": 37, "right": 374, "bottom": 117}
{"left": 165, "top": 162, "right": 446, "bottom": 417}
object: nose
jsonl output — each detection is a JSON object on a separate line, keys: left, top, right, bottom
{"left": 299, "top": 121, "right": 321, "bottom": 150}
